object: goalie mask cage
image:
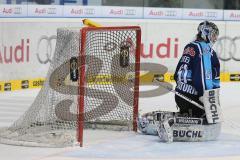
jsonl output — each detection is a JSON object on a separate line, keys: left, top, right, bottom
{"left": 0, "top": 26, "right": 141, "bottom": 147}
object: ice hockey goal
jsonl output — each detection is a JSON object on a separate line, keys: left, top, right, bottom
{"left": 0, "top": 26, "right": 141, "bottom": 147}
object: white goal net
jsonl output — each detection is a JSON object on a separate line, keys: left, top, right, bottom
{"left": 0, "top": 26, "right": 141, "bottom": 147}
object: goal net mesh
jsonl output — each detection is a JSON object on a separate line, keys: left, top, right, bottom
{"left": 0, "top": 26, "right": 140, "bottom": 147}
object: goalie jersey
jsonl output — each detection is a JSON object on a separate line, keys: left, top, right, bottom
{"left": 174, "top": 41, "right": 220, "bottom": 98}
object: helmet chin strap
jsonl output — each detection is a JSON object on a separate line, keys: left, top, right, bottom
{"left": 207, "top": 32, "right": 218, "bottom": 47}
{"left": 206, "top": 35, "right": 213, "bottom": 47}
{"left": 208, "top": 42, "right": 214, "bottom": 47}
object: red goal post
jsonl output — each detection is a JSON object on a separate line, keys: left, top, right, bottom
{"left": 78, "top": 26, "right": 141, "bottom": 147}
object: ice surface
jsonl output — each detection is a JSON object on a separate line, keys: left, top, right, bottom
{"left": 55, "top": 133, "right": 240, "bottom": 159}
{"left": 0, "top": 83, "right": 240, "bottom": 160}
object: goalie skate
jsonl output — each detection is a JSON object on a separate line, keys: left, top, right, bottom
{"left": 138, "top": 112, "right": 158, "bottom": 135}
{"left": 138, "top": 117, "right": 149, "bottom": 133}
{"left": 155, "top": 111, "right": 174, "bottom": 143}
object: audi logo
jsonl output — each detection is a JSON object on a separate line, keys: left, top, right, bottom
{"left": 36, "top": 35, "right": 240, "bottom": 64}
{"left": 36, "top": 35, "right": 56, "bottom": 64}
{"left": 214, "top": 36, "right": 240, "bottom": 61}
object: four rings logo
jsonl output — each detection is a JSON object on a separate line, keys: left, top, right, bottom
{"left": 14, "top": 7, "right": 22, "bottom": 14}
{"left": 36, "top": 35, "right": 56, "bottom": 64}
{"left": 84, "top": 8, "right": 95, "bottom": 15}
{"left": 215, "top": 36, "right": 240, "bottom": 61}
{"left": 125, "top": 9, "right": 136, "bottom": 16}
{"left": 47, "top": 8, "right": 57, "bottom": 14}
{"left": 165, "top": 10, "right": 177, "bottom": 17}
{"left": 205, "top": 11, "right": 217, "bottom": 18}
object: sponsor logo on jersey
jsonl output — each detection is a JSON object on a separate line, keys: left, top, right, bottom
{"left": 183, "top": 47, "right": 195, "bottom": 57}
{"left": 205, "top": 70, "right": 212, "bottom": 79}
{"left": 176, "top": 81, "right": 198, "bottom": 95}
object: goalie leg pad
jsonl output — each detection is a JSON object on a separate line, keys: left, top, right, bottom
{"left": 138, "top": 112, "right": 221, "bottom": 142}
{"left": 203, "top": 88, "right": 222, "bottom": 124}
{"left": 173, "top": 124, "right": 221, "bottom": 141}
{"left": 173, "top": 117, "right": 222, "bottom": 141}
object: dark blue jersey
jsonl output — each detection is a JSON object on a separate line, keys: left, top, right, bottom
{"left": 174, "top": 41, "right": 220, "bottom": 98}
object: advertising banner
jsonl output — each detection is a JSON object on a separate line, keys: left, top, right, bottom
{"left": 144, "top": 7, "right": 182, "bottom": 19}
{"left": 0, "top": 5, "right": 27, "bottom": 17}
{"left": 101, "top": 6, "right": 143, "bottom": 18}
{"left": 224, "top": 10, "right": 240, "bottom": 21}
{"left": 182, "top": 9, "right": 223, "bottom": 20}
{"left": 0, "top": 19, "right": 239, "bottom": 85}
{"left": 63, "top": 5, "right": 101, "bottom": 17}
{"left": 1, "top": 5, "right": 240, "bottom": 21}
{"left": 27, "top": 5, "right": 63, "bottom": 17}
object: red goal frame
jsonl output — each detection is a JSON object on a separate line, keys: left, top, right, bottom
{"left": 78, "top": 26, "right": 141, "bottom": 147}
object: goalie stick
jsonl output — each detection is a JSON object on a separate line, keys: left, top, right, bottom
{"left": 153, "top": 79, "right": 223, "bottom": 124}
{"left": 153, "top": 78, "right": 204, "bottom": 110}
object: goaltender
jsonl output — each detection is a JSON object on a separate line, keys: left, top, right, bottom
{"left": 138, "top": 21, "right": 222, "bottom": 143}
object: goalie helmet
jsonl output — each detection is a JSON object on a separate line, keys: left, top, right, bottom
{"left": 197, "top": 21, "right": 219, "bottom": 46}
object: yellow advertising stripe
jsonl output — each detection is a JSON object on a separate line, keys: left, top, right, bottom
{"left": 9, "top": 80, "right": 22, "bottom": 91}
{"left": 220, "top": 73, "right": 228, "bottom": 82}
{"left": 0, "top": 81, "right": 4, "bottom": 92}
{"left": 164, "top": 73, "right": 175, "bottom": 82}
{"left": 164, "top": 72, "right": 240, "bottom": 83}
{"left": 139, "top": 72, "right": 240, "bottom": 84}
{"left": 0, "top": 78, "right": 45, "bottom": 92}
{"left": 89, "top": 74, "right": 133, "bottom": 85}
{"left": 139, "top": 72, "right": 158, "bottom": 85}
{"left": 0, "top": 72, "right": 239, "bottom": 92}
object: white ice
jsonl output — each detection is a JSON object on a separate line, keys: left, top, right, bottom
{"left": 0, "top": 83, "right": 240, "bottom": 160}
